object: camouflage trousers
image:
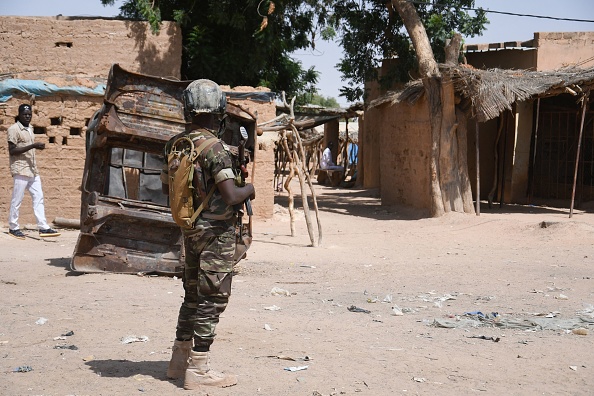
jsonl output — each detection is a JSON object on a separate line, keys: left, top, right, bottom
{"left": 175, "top": 220, "right": 236, "bottom": 349}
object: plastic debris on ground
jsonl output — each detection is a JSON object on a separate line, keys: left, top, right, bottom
{"left": 35, "top": 317, "right": 48, "bottom": 325}
{"left": 54, "top": 345, "right": 79, "bottom": 350}
{"left": 121, "top": 335, "right": 149, "bottom": 344}
{"left": 431, "top": 313, "right": 594, "bottom": 331}
{"left": 270, "top": 287, "right": 291, "bottom": 296}
{"left": 391, "top": 306, "right": 404, "bottom": 316}
{"left": 348, "top": 305, "right": 371, "bottom": 314}
{"left": 467, "top": 335, "right": 500, "bottom": 342}
{"left": 284, "top": 365, "right": 308, "bottom": 372}
{"left": 13, "top": 365, "right": 33, "bottom": 372}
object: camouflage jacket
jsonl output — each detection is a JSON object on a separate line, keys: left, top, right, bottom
{"left": 161, "top": 128, "right": 239, "bottom": 235}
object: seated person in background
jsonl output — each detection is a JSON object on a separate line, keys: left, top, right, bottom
{"left": 320, "top": 141, "right": 344, "bottom": 171}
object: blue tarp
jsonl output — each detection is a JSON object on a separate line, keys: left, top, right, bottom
{"left": 0, "top": 79, "right": 106, "bottom": 102}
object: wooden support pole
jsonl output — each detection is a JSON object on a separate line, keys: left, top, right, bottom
{"left": 570, "top": 95, "right": 589, "bottom": 218}
{"left": 475, "top": 120, "right": 480, "bottom": 216}
{"left": 528, "top": 98, "right": 541, "bottom": 204}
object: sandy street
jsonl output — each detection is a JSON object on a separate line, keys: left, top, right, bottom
{"left": 1, "top": 184, "right": 594, "bottom": 396}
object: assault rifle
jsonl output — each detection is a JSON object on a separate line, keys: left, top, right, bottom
{"left": 238, "top": 127, "right": 253, "bottom": 216}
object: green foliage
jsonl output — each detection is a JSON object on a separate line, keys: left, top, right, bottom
{"left": 100, "top": 0, "right": 334, "bottom": 100}
{"left": 312, "top": 94, "right": 340, "bottom": 108}
{"left": 100, "top": 0, "right": 487, "bottom": 104}
{"left": 296, "top": 92, "right": 340, "bottom": 108}
{"left": 332, "top": 0, "right": 488, "bottom": 102}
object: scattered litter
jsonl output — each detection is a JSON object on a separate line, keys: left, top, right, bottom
{"left": 475, "top": 295, "right": 495, "bottom": 301}
{"left": 0, "top": 340, "right": 8, "bottom": 345}
{"left": 62, "top": 330, "right": 75, "bottom": 336}
{"left": 13, "top": 365, "right": 33, "bottom": 372}
{"left": 264, "top": 305, "right": 281, "bottom": 311}
{"left": 54, "top": 345, "right": 79, "bottom": 350}
{"left": 391, "top": 306, "right": 404, "bottom": 316}
{"left": 270, "top": 287, "right": 291, "bottom": 296}
{"left": 54, "top": 336, "right": 66, "bottom": 341}
{"left": 464, "top": 311, "right": 499, "bottom": 319}
{"left": 300, "top": 265, "right": 316, "bottom": 268}
{"left": 555, "top": 294, "right": 569, "bottom": 300}
{"left": 121, "top": 335, "right": 149, "bottom": 344}
{"left": 367, "top": 298, "right": 379, "bottom": 303}
{"left": 413, "top": 377, "right": 426, "bottom": 383}
{"left": 284, "top": 365, "right": 308, "bottom": 372}
{"left": 383, "top": 295, "right": 393, "bottom": 303}
{"left": 264, "top": 324, "right": 273, "bottom": 331}
{"left": 1, "top": 280, "right": 17, "bottom": 285}
{"left": 83, "top": 355, "right": 95, "bottom": 362}
{"left": 572, "top": 328, "right": 588, "bottom": 335}
{"left": 257, "top": 355, "right": 310, "bottom": 361}
{"left": 432, "top": 315, "right": 594, "bottom": 330}
{"left": 348, "top": 305, "right": 371, "bottom": 314}
{"left": 467, "top": 335, "right": 500, "bottom": 342}
{"left": 578, "top": 304, "right": 594, "bottom": 316}
{"left": 569, "top": 366, "right": 578, "bottom": 371}
{"left": 35, "top": 317, "right": 48, "bottom": 325}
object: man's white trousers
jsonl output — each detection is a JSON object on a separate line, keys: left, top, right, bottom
{"left": 8, "top": 175, "right": 49, "bottom": 230}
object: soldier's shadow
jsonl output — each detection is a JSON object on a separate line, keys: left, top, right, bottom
{"left": 85, "top": 359, "right": 174, "bottom": 382}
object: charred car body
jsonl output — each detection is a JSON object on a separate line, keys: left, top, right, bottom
{"left": 71, "top": 64, "right": 258, "bottom": 275}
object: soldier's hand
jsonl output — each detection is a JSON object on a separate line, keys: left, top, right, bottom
{"left": 33, "top": 142, "right": 45, "bottom": 150}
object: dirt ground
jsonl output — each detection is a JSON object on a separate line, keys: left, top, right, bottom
{"left": 2, "top": 184, "right": 594, "bottom": 396}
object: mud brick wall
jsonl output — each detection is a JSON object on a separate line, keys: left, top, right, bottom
{"left": 252, "top": 136, "right": 276, "bottom": 220}
{"left": 535, "top": 32, "right": 594, "bottom": 70}
{"left": 0, "top": 16, "right": 183, "bottom": 228}
{"left": 221, "top": 87, "right": 277, "bottom": 220}
{"left": 0, "top": 95, "right": 102, "bottom": 227}
{"left": 376, "top": 96, "right": 431, "bottom": 212}
{"left": 0, "top": 16, "right": 182, "bottom": 79}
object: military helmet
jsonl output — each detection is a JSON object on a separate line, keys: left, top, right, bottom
{"left": 182, "top": 79, "right": 226, "bottom": 117}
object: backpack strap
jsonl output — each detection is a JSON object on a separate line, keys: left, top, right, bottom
{"left": 193, "top": 136, "right": 217, "bottom": 156}
{"left": 189, "top": 185, "right": 216, "bottom": 224}
{"left": 188, "top": 136, "right": 218, "bottom": 223}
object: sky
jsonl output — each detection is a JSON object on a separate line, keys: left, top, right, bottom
{"left": 2, "top": 0, "right": 594, "bottom": 106}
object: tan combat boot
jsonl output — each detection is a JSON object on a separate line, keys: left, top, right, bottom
{"left": 166, "top": 339, "right": 193, "bottom": 379}
{"left": 183, "top": 350, "right": 238, "bottom": 389}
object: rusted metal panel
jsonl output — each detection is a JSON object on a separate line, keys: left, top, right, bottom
{"left": 71, "top": 64, "right": 190, "bottom": 275}
{"left": 71, "top": 64, "right": 258, "bottom": 274}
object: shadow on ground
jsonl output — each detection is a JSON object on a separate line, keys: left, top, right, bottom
{"left": 275, "top": 184, "right": 591, "bottom": 220}
{"left": 46, "top": 257, "right": 84, "bottom": 276}
{"left": 85, "top": 359, "right": 172, "bottom": 382}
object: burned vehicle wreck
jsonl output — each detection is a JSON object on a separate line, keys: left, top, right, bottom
{"left": 71, "top": 64, "right": 260, "bottom": 274}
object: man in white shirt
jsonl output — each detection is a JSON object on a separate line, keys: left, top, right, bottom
{"left": 7, "top": 104, "right": 60, "bottom": 239}
{"left": 320, "top": 141, "right": 344, "bottom": 171}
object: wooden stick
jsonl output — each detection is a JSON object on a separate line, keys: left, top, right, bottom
{"left": 570, "top": 94, "right": 589, "bottom": 218}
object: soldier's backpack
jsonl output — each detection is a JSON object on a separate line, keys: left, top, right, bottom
{"left": 167, "top": 135, "right": 218, "bottom": 229}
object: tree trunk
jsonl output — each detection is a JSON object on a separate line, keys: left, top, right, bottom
{"left": 391, "top": 0, "right": 474, "bottom": 216}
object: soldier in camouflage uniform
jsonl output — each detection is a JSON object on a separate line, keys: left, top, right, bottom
{"left": 161, "top": 79, "right": 255, "bottom": 390}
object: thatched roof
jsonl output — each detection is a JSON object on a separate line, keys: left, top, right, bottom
{"left": 369, "top": 65, "right": 594, "bottom": 122}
